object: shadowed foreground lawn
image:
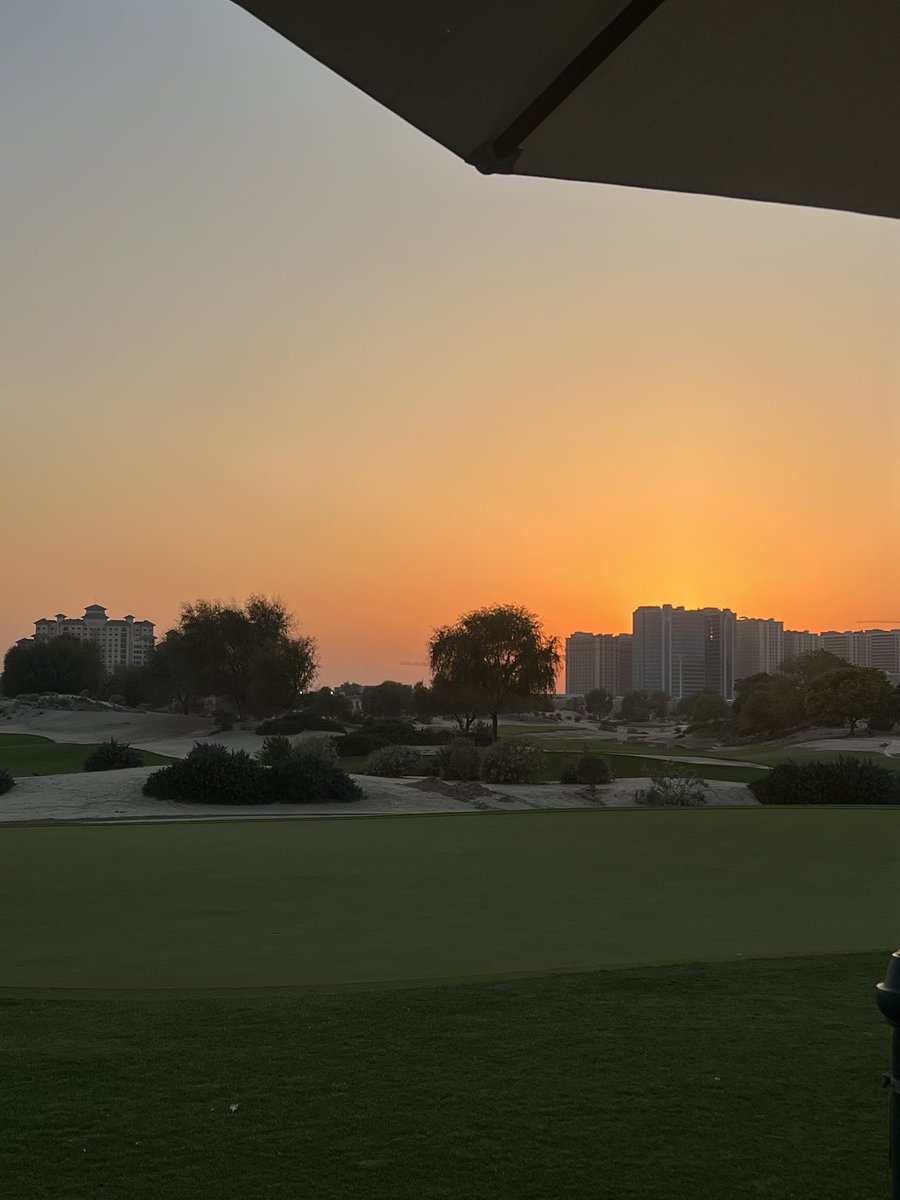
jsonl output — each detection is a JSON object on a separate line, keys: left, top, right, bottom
{"left": 0, "top": 953, "right": 890, "bottom": 1200}
{"left": 2, "top": 809, "right": 899, "bottom": 989}
{"left": 0, "top": 732, "right": 172, "bottom": 776}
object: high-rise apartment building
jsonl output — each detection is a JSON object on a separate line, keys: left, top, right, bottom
{"left": 735, "top": 617, "right": 784, "bottom": 680}
{"left": 564, "top": 632, "right": 633, "bottom": 697}
{"left": 564, "top": 633, "right": 597, "bottom": 696}
{"left": 868, "top": 630, "right": 900, "bottom": 682}
{"left": 782, "top": 630, "right": 821, "bottom": 661}
{"left": 33, "top": 605, "right": 155, "bottom": 671}
{"left": 632, "top": 605, "right": 736, "bottom": 701}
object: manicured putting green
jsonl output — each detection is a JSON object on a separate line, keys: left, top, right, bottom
{"left": 0, "top": 731, "right": 172, "bottom": 776}
{"left": 0, "top": 954, "right": 889, "bottom": 1200}
{"left": 2, "top": 808, "right": 898, "bottom": 989}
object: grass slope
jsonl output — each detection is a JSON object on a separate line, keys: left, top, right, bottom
{"left": 2, "top": 809, "right": 898, "bottom": 989}
{"left": 0, "top": 732, "right": 172, "bottom": 777}
{"left": 0, "top": 953, "right": 891, "bottom": 1200}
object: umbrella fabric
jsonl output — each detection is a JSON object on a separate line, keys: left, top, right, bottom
{"left": 232, "top": 0, "right": 900, "bottom": 219}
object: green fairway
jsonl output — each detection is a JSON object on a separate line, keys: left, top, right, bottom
{"left": 0, "top": 732, "right": 173, "bottom": 777}
{"left": 0, "top": 953, "right": 891, "bottom": 1200}
{"left": 2, "top": 809, "right": 899, "bottom": 989}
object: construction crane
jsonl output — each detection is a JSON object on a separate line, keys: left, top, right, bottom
{"left": 399, "top": 660, "right": 427, "bottom": 667}
{"left": 854, "top": 620, "right": 900, "bottom": 626}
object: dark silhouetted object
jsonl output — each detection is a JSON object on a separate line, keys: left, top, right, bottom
{"left": 877, "top": 952, "right": 900, "bottom": 1200}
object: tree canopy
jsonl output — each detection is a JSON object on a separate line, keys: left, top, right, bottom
{"left": 429, "top": 604, "right": 559, "bottom": 741}
{"left": 584, "top": 688, "right": 614, "bottom": 719}
{"left": 1, "top": 636, "right": 105, "bottom": 698}
{"left": 804, "top": 667, "right": 897, "bottom": 735}
{"left": 175, "top": 596, "right": 317, "bottom": 719}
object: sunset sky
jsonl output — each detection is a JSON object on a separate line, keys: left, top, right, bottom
{"left": 3, "top": 1, "right": 899, "bottom": 685}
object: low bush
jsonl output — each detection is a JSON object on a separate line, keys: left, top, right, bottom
{"left": 107, "top": 694, "right": 126, "bottom": 707}
{"left": 334, "top": 733, "right": 388, "bottom": 758}
{"left": 212, "top": 709, "right": 234, "bottom": 732}
{"left": 258, "top": 735, "right": 293, "bottom": 765}
{"left": 143, "top": 743, "right": 264, "bottom": 805}
{"left": 291, "top": 735, "right": 338, "bottom": 766}
{"left": 83, "top": 738, "right": 144, "bottom": 772}
{"left": 362, "top": 719, "right": 452, "bottom": 746}
{"left": 364, "top": 745, "right": 422, "bottom": 777}
{"left": 748, "top": 757, "right": 900, "bottom": 805}
{"left": 256, "top": 712, "right": 346, "bottom": 736}
{"left": 469, "top": 722, "right": 493, "bottom": 747}
{"left": 635, "top": 764, "right": 707, "bottom": 807}
{"left": 435, "top": 738, "right": 481, "bottom": 782}
{"left": 267, "top": 756, "right": 362, "bottom": 803}
{"left": 0, "top": 769, "right": 15, "bottom": 796}
{"left": 481, "top": 739, "right": 545, "bottom": 785}
{"left": 560, "top": 752, "right": 614, "bottom": 790}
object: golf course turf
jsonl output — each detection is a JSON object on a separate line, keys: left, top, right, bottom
{"left": 2, "top": 808, "right": 897, "bottom": 1198}
{"left": 0, "top": 732, "right": 172, "bottom": 777}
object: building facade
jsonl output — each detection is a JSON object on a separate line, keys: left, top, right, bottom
{"left": 632, "top": 605, "right": 736, "bottom": 701}
{"left": 782, "top": 630, "right": 821, "bottom": 661}
{"left": 735, "top": 617, "right": 784, "bottom": 680}
{"left": 564, "top": 631, "right": 634, "bottom": 697}
{"left": 33, "top": 605, "right": 155, "bottom": 671}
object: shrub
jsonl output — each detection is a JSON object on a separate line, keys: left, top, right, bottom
{"left": 143, "top": 743, "right": 265, "bottom": 805}
{"left": 83, "top": 738, "right": 144, "bottom": 772}
{"left": 748, "top": 757, "right": 900, "bottom": 805}
{"left": 267, "top": 756, "right": 362, "bottom": 804}
{"left": 435, "top": 738, "right": 481, "bottom": 782}
{"left": 469, "top": 722, "right": 493, "bottom": 747}
{"left": 559, "top": 758, "right": 580, "bottom": 785}
{"left": 258, "top": 735, "right": 292, "bottom": 765}
{"left": 635, "top": 763, "right": 707, "bottom": 807}
{"left": 212, "top": 708, "right": 234, "bottom": 732}
{"left": 0, "top": 769, "right": 15, "bottom": 796}
{"left": 558, "top": 752, "right": 613, "bottom": 790}
{"left": 107, "top": 694, "right": 126, "bottom": 707}
{"left": 364, "top": 745, "right": 422, "bottom": 777}
{"left": 481, "top": 739, "right": 545, "bottom": 784}
{"left": 334, "top": 733, "right": 388, "bottom": 758}
{"left": 362, "top": 719, "right": 452, "bottom": 746}
{"left": 255, "top": 712, "right": 345, "bottom": 735}
{"left": 291, "top": 735, "right": 338, "bottom": 766}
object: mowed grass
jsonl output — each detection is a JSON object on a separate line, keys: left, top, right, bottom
{"left": 0, "top": 952, "right": 891, "bottom": 1200}
{"left": 0, "top": 732, "right": 172, "bottom": 777}
{"left": 2, "top": 811, "right": 897, "bottom": 1199}
{"left": 3, "top": 809, "right": 899, "bottom": 989}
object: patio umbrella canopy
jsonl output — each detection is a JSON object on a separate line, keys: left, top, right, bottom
{"left": 233, "top": 0, "right": 900, "bottom": 219}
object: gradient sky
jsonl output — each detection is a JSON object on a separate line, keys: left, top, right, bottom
{"left": 2, "top": 1, "right": 899, "bottom": 685}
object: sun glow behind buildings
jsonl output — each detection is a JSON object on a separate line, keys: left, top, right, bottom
{"left": 1, "top": 1, "right": 898, "bottom": 684}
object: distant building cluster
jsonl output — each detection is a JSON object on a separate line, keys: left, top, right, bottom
{"left": 26, "top": 604, "right": 155, "bottom": 671}
{"left": 566, "top": 607, "right": 900, "bottom": 702}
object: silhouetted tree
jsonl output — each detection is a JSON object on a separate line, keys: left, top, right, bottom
{"left": 429, "top": 605, "right": 559, "bottom": 742}
{"left": 805, "top": 667, "right": 896, "bottom": 736}
{"left": 732, "top": 672, "right": 805, "bottom": 738}
{"left": 361, "top": 680, "right": 413, "bottom": 719}
{"left": 1, "top": 636, "right": 104, "bottom": 698}
{"left": 176, "top": 596, "right": 317, "bottom": 719}
{"left": 584, "top": 688, "right": 614, "bottom": 719}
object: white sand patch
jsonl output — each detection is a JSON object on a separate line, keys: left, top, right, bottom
{"left": 0, "top": 768, "right": 755, "bottom": 825}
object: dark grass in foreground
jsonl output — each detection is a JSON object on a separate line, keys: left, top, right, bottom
{"left": 0, "top": 733, "right": 172, "bottom": 777}
{"left": 3, "top": 810, "right": 899, "bottom": 989}
{"left": 0, "top": 952, "right": 889, "bottom": 1200}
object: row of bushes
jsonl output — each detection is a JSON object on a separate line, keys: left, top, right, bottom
{"left": 255, "top": 713, "right": 347, "bottom": 736}
{"left": 748, "top": 757, "right": 900, "bottom": 805}
{"left": 255, "top": 714, "right": 494, "bottom": 747}
{"left": 363, "top": 739, "right": 616, "bottom": 788}
{"left": 144, "top": 740, "right": 361, "bottom": 806}
{"left": 0, "top": 769, "right": 14, "bottom": 796}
